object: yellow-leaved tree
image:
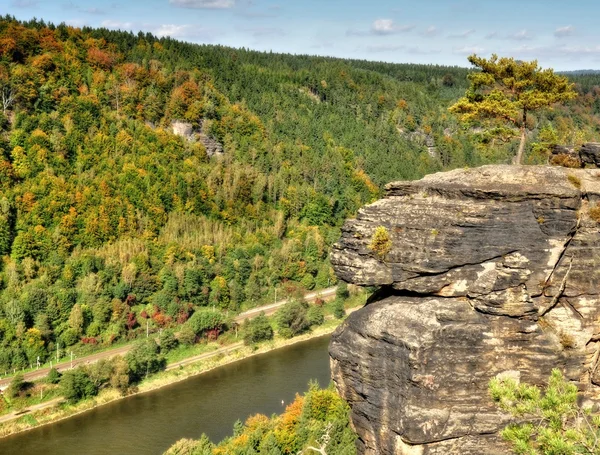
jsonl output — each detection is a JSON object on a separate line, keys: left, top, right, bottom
{"left": 450, "top": 54, "right": 577, "bottom": 164}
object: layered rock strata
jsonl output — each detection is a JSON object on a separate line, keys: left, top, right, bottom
{"left": 330, "top": 165, "right": 600, "bottom": 454}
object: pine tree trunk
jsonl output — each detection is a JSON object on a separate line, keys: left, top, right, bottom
{"left": 514, "top": 128, "right": 526, "bottom": 165}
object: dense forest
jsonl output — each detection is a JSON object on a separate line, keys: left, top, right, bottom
{"left": 1, "top": 16, "right": 600, "bottom": 371}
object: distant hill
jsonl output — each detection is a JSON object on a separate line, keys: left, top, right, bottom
{"left": 560, "top": 69, "right": 600, "bottom": 75}
{"left": 1, "top": 15, "right": 600, "bottom": 370}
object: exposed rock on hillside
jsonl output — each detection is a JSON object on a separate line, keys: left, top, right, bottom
{"left": 171, "top": 120, "right": 224, "bottom": 157}
{"left": 330, "top": 165, "right": 600, "bottom": 454}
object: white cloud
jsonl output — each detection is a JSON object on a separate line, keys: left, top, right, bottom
{"left": 499, "top": 44, "right": 600, "bottom": 63}
{"left": 170, "top": 0, "right": 234, "bottom": 8}
{"left": 509, "top": 29, "right": 533, "bottom": 41}
{"left": 243, "top": 27, "right": 285, "bottom": 37}
{"left": 10, "top": 0, "right": 38, "bottom": 7}
{"left": 407, "top": 46, "right": 441, "bottom": 55}
{"left": 448, "top": 29, "right": 475, "bottom": 39}
{"left": 101, "top": 20, "right": 134, "bottom": 30}
{"left": 366, "top": 44, "right": 406, "bottom": 52}
{"left": 554, "top": 25, "right": 574, "bottom": 38}
{"left": 366, "top": 44, "right": 440, "bottom": 55}
{"left": 65, "top": 19, "right": 88, "bottom": 27}
{"left": 155, "top": 24, "right": 195, "bottom": 38}
{"left": 152, "top": 24, "right": 217, "bottom": 41}
{"left": 485, "top": 31, "right": 498, "bottom": 39}
{"left": 423, "top": 25, "right": 439, "bottom": 37}
{"left": 372, "top": 19, "right": 394, "bottom": 34}
{"left": 453, "top": 45, "right": 484, "bottom": 54}
{"left": 371, "top": 19, "right": 414, "bottom": 35}
{"left": 63, "top": 2, "right": 105, "bottom": 14}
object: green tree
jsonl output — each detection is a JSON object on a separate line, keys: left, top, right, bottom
{"left": 6, "top": 372, "right": 27, "bottom": 399}
{"left": 186, "top": 308, "right": 224, "bottom": 338}
{"left": 125, "top": 339, "right": 165, "bottom": 382}
{"left": 490, "top": 369, "right": 600, "bottom": 454}
{"left": 108, "top": 356, "right": 131, "bottom": 395}
{"left": 336, "top": 282, "right": 349, "bottom": 300}
{"left": 450, "top": 54, "right": 577, "bottom": 164}
{"left": 307, "top": 305, "right": 324, "bottom": 327}
{"left": 243, "top": 312, "right": 274, "bottom": 345}
{"left": 276, "top": 301, "right": 310, "bottom": 339}
{"left": 332, "top": 299, "right": 346, "bottom": 319}
{"left": 60, "top": 368, "right": 98, "bottom": 403}
{"left": 209, "top": 276, "right": 230, "bottom": 309}
{"left": 46, "top": 367, "right": 61, "bottom": 384}
{"left": 177, "top": 325, "right": 196, "bottom": 346}
{"left": 159, "top": 329, "right": 178, "bottom": 352}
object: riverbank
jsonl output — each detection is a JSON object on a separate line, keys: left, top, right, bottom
{"left": 0, "top": 311, "right": 354, "bottom": 440}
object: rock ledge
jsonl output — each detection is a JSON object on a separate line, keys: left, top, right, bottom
{"left": 330, "top": 165, "right": 600, "bottom": 454}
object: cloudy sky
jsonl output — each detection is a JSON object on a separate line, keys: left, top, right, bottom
{"left": 5, "top": 0, "right": 600, "bottom": 70}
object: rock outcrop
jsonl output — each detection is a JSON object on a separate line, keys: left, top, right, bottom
{"left": 550, "top": 142, "right": 600, "bottom": 168}
{"left": 171, "top": 120, "right": 224, "bottom": 158}
{"left": 329, "top": 165, "right": 600, "bottom": 454}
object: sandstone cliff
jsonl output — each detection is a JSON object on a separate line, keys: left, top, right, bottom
{"left": 329, "top": 165, "right": 600, "bottom": 454}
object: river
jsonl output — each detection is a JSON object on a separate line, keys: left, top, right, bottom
{"left": 0, "top": 335, "right": 331, "bottom": 455}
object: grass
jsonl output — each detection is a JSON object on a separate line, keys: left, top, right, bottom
{"left": 567, "top": 174, "right": 582, "bottom": 189}
{"left": 589, "top": 203, "right": 600, "bottom": 223}
{"left": 164, "top": 341, "right": 220, "bottom": 364}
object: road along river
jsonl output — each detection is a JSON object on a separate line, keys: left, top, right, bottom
{"left": 0, "top": 335, "right": 332, "bottom": 455}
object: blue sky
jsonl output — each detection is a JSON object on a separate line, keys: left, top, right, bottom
{"left": 4, "top": 0, "right": 600, "bottom": 70}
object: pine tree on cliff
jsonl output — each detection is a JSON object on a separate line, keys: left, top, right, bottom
{"left": 450, "top": 54, "right": 577, "bottom": 165}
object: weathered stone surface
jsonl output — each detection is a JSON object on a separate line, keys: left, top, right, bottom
{"left": 330, "top": 165, "right": 600, "bottom": 454}
{"left": 550, "top": 142, "right": 600, "bottom": 168}
{"left": 580, "top": 142, "right": 600, "bottom": 167}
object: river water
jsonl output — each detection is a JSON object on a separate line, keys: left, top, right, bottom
{"left": 0, "top": 335, "right": 331, "bottom": 455}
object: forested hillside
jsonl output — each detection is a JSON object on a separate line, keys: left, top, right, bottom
{"left": 1, "top": 16, "right": 600, "bottom": 371}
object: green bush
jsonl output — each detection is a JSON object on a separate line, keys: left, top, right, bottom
{"left": 368, "top": 226, "right": 392, "bottom": 260}
{"left": 307, "top": 306, "right": 324, "bottom": 327}
{"left": 243, "top": 313, "right": 274, "bottom": 345}
{"left": 60, "top": 368, "right": 97, "bottom": 403}
{"left": 186, "top": 309, "right": 224, "bottom": 337}
{"left": 333, "top": 300, "right": 346, "bottom": 319}
{"left": 336, "top": 282, "right": 349, "bottom": 300}
{"left": 46, "top": 367, "right": 61, "bottom": 384}
{"left": 125, "top": 339, "right": 166, "bottom": 383}
{"left": 60, "top": 328, "right": 80, "bottom": 347}
{"left": 276, "top": 301, "right": 310, "bottom": 338}
{"left": 177, "top": 326, "right": 196, "bottom": 346}
{"left": 490, "top": 368, "right": 598, "bottom": 454}
{"left": 159, "top": 329, "right": 178, "bottom": 352}
{"left": 6, "top": 373, "right": 26, "bottom": 399}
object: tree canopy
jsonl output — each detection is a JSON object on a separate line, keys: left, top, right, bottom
{"left": 449, "top": 54, "right": 577, "bottom": 164}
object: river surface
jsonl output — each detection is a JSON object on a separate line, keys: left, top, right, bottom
{"left": 0, "top": 335, "right": 331, "bottom": 455}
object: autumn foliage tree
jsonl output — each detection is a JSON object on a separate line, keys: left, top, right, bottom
{"left": 450, "top": 54, "right": 577, "bottom": 164}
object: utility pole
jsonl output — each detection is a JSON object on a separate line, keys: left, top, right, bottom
{"left": 70, "top": 351, "right": 73, "bottom": 369}
{"left": 146, "top": 319, "right": 149, "bottom": 338}
{"left": 56, "top": 342, "right": 59, "bottom": 363}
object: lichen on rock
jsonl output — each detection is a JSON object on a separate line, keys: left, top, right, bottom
{"left": 329, "top": 165, "right": 600, "bottom": 454}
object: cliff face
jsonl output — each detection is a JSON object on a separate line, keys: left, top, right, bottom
{"left": 329, "top": 165, "right": 600, "bottom": 454}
